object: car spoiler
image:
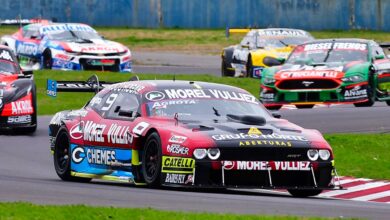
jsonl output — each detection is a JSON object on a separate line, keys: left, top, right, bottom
{"left": 225, "top": 27, "right": 251, "bottom": 38}
{"left": 0, "top": 17, "right": 51, "bottom": 26}
{"left": 46, "top": 74, "right": 139, "bottom": 97}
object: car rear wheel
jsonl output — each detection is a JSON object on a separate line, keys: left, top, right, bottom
{"left": 246, "top": 56, "right": 253, "bottom": 78}
{"left": 287, "top": 189, "right": 323, "bottom": 197}
{"left": 221, "top": 58, "right": 234, "bottom": 77}
{"left": 354, "top": 80, "right": 375, "bottom": 107}
{"left": 54, "top": 128, "right": 91, "bottom": 182}
{"left": 142, "top": 132, "right": 162, "bottom": 187}
{"left": 43, "top": 49, "right": 53, "bottom": 69}
{"left": 295, "top": 104, "right": 314, "bottom": 109}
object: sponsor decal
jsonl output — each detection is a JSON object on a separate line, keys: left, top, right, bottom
{"left": 80, "top": 46, "right": 120, "bottom": 53}
{"left": 70, "top": 122, "right": 84, "bottom": 140}
{"left": 41, "top": 24, "right": 96, "bottom": 34}
{"left": 258, "top": 29, "right": 308, "bottom": 37}
{"left": 11, "top": 100, "right": 33, "bottom": 115}
{"left": 16, "top": 42, "right": 38, "bottom": 56}
{"left": 164, "top": 89, "right": 257, "bottom": 104}
{"left": 239, "top": 140, "right": 292, "bottom": 147}
{"left": 0, "top": 50, "right": 13, "bottom": 61}
{"left": 162, "top": 156, "right": 195, "bottom": 168}
{"left": 145, "top": 91, "right": 165, "bottom": 101}
{"left": 67, "top": 110, "right": 88, "bottom": 117}
{"left": 0, "top": 98, "right": 3, "bottom": 108}
{"left": 7, "top": 115, "right": 32, "bottom": 124}
{"left": 167, "top": 144, "right": 189, "bottom": 155}
{"left": 55, "top": 54, "right": 71, "bottom": 60}
{"left": 260, "top": 92, "right": 274, "bottom": 100}
{"left": 71, "top": 146, "right": 117, "bottom": 166}
{"left": 248, "top": 127, "right": 262, "bottom": 135}
{"left": 212, "top": 133, "right": 308, "bottom": 141}
{"left": 83, "top": 121, "right": 106, "bottom": 142}
{"left": 280, "top": 70, "right": 339, "bottom": 79}
{"left": 169, "top": 135, "right": 187, "bottom": 144}
{"left": 89, "top": 97, "right": 102, "bottom": 106}
{"left": 165, "top": 173, "right": 186, "bottom": 184}
{"left": 222, "top": 161, "right": 311, "bottom": 171}
{"left": 107, "top": 124, "right": 132, "bottom": 144}
{"left": 109, "top": 83, "right": 144, "bottom": 94}
{"left": 151, "top": 99, "right": 196, "bottom": 109}
{"left": 344, "top": 86, "right": 367, "bottom": 100}
{"left": 132, "top": 121, "right": 150, "bottom": 135}
{"left": 304, "top": 43, "right": 332, "bottom": 51}
{"left": 304, "top": 42, "right": 367, "bottom": 51}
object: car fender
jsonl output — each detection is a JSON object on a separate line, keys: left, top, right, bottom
{"left": 250, "top": 50, "right": 278, "bottom": 67}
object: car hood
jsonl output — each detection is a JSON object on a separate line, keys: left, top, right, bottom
{"left": 62, "top": 39, "right": 127, "bottom": 54}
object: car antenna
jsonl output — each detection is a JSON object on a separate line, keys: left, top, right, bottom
{"left": 174, "top": 113, "right": 179, "bottom": 125}
{"left": 173, "top": 74, "right": 176, "bottom": 82}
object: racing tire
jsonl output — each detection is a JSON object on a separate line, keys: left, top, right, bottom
{"left": 246, "top": 56, "right": 253, "bottom": 78}
{"left": 386, "top": 100, "right": 390, "bottom": 106}
{"left": 142, "top": 132, "right": 162, "bottom": 187}
{"left": 54, "top": 128, "right": 91, "bottom": 182}
{"left": 43, "top": 49, "right": 53, "bottom": 69}
{"left": 265, "top": 105, "right": 282, "bottom": 111}
{"left": 295, "top": 104, "right": 314, "bottom": 109}
{"left": 287, "top": 189, "right": 323, "bottom": 197}
{"left": 221, "top": 58, "right": 234, "bottom": 77}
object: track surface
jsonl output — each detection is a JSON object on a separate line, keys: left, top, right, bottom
{"left": 1, "top": 52, "right": 390, "bottom": 219}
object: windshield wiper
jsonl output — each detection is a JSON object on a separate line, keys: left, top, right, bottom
{"left": 212, "top": 107, "right": 220, "bottom": 117}
{"left": 279, "top": 39, "right": 288, "bottom": 47}
{"left": 323, "top": 43, "right": 334, "bottom": 62}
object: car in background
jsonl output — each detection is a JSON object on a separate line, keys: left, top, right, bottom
{"left": 221, "top": 28, "right": 314, "bottom": 78}
{"left": 0, "top": 45, "right": 36, "bottom": 133}
{"left": 260, "top": 38, "right": 390, "bottom": 110}
{"left": 47, "top": 75, "right": 341, "bottom": 197}
{"left": 1, "top": 23, "right": 132, "bottom": 72}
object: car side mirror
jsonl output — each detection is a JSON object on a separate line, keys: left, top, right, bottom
{"left": 375, "top": 54, "right": 385, "bottom": 60}
{"left": 272, "top": 112, "right": 281, "bottom": 118}
{"left": 263, "top": 56, "right": 285, "bottom": 67}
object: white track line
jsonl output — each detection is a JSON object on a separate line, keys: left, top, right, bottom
{"left": 320, "top": 182, "right": 389, "bottom": 197}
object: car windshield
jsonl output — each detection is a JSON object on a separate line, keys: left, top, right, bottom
{"left": 47, "top": 30, "right": 102, "bottom": 41}
{"left": 287, "top": 42, "right": 369, "bottom": 63}
{"left": 0, "top": 60, "right": 17, "bottom": 75}
{"left": 41, "top": 24, "right": 101, "bottom": 41}
{"left": 145, "top": 98, "right": 271, "bottom": 121}
{"left": 257, "top": 37, "right": 312, "bottom": 48}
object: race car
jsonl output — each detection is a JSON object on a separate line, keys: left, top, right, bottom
{"left": 1, "top": 23, "right": 132, "bottom": 72}
{"left": 0, "top": 45, "right": 37, "bottom": 133}
{"left": 47, "top": 75, "right": 342, "bottom": 197}
{"left": 221, "top": 28, "right": 314, "bottom": 78}
{"left": 260, "top": 38, "right": 390, "bottom": 110}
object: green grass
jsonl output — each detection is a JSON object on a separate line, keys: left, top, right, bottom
{"left": 35, "top": 70, "right": 259, "bottom": 115}
{"left": 325, "top": 134, "right": 390, "bottom": 180}
{"left": 0, "top": 202, "right": 356, "bottom": 220}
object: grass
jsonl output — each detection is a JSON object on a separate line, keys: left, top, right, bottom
{"left": 325, "top": 134, "right": 390, "bottom": 180}
{"left": 0, "top": 202, "right": 356, "bottom": 220}
{"left": 2, "top": 26, "right": 390, "bottom": 54}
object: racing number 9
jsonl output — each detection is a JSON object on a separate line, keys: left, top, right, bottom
{"left": 101, "top": 93, "right": 118, "bottom": 111}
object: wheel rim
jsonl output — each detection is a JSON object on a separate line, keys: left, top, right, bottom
{"left": 44, "top": 52, "right": 52, "bottom": 68}
{"left": 55, "top": 133, "right": 69, "bottom": 172}
{"left": 145, "top": 140, "right": 159, "bottom": 180}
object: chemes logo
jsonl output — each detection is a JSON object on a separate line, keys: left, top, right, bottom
{"left": 71, "top": 146, "right": 85, "bottom": 164}
{"left": 145, "top": 91, "right": 165, "bottom": 101}
{"left": 70, "top": 122, "right": 84, "bottom": 140}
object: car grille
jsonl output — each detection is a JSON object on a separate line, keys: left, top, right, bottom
{"left": 276, "top": 79, "right": 340, "bottom": 90}
{"left": 80, "top": 58, "right": 120, "bottom": 71}
{"left": 218, "top": 147, "right": 309, "bottom": 161}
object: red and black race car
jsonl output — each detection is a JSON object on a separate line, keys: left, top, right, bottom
{"left": 48, "top": 75, "right": 342, "bottom": 197}
{"left": 0, "top": 45, "right": 37, "bottom": 133}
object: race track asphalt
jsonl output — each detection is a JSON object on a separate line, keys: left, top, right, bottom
{"left": 0, "top": 52, "right": 389, "bottom": 219}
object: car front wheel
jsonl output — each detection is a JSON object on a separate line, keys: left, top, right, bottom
{"left": 142, "top": 132, "right": 162, "bottom": 187}
{"left": 287, "top": 189, "right": 323, "bottom": 197}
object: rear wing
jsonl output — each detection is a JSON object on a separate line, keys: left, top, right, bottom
{"left": 0, "top": 17, "right": 51, "bottom": 26}
{"left": 46, "top": 75, "right": 139, "bottom": 97}
{"left": 225, "top": 27, "right": 251, "bottom": 38}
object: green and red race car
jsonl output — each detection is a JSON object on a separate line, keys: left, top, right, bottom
{"left": 260, "top": 38, "right": 390, "bottom": 110}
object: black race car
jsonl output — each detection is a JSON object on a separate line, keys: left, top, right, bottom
{"left": 47, "top": 75, "right": 342, "bottom": 197}
{"left": 0, "top": 45, "right": 37, "bottom": 133}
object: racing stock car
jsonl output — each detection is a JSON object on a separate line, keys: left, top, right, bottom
{"left": 0, "top": 45, "right": 37, "bottom": 133}
{"left": 47, "top": 75, "right": 342, "bottom": 197}
{"left": 260, "top": 38, "right": 390, "bottom": 110}
{"left": 1, "top": 23, "right": 132, "bottom": 72}
{"left": 222, "top": 28, "right": 314, "bottom": 78}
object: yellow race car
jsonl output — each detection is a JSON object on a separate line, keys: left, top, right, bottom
{"left": 221, "top": 28, "right": 314, "bottom": 78}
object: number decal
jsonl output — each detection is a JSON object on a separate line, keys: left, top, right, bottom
{"left": 101, "top": 93, "right": 118, "bottom": 111}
